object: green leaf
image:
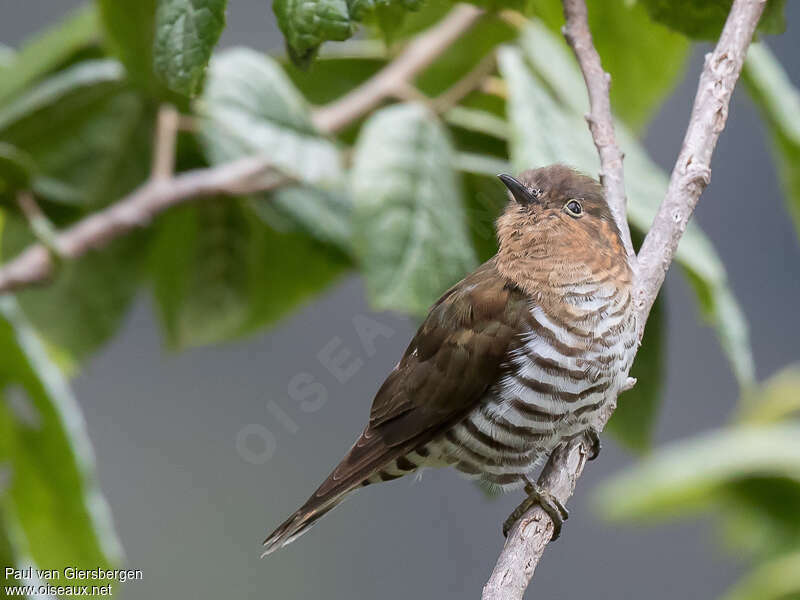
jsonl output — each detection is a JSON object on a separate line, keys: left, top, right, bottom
{"left": 283, "top": 55, "right": 385, "bottom": 106}
{"left": 500, "top": 39, "right": 755, "bottom": 386}
{"left": 606, "top": 292, "right": 665, "bottom": 452}
{"left": 414, "top": 16, "right": 516, "bottom": 99}
{"left": 250, "top": 185, "right": 353, "bottom": 251}
{"left": 737, "top": 365, "right": 800, "bottom": 425}
{"left": 527, "top": 3, "right": 689, "bottom": 130}
{"left": 0, "top": 4, "right": 101, "bottom": 104}
{"left": 452, "top": 152, "right": 511, "bottom": 178}
{"left": 153, "top": 0, "right": 228, "bottom": 97}
{"left": 97, "top": 0, "right": 159, "bottom": 90}
{"left": 0, "top": 512, "right": 20, "bottom": 586}
{"left": 198, "top": 48, "right": 342, "bottom": 184}
{"left": 0, "top": 144, "right": 36, "bottom": 196}
{"left": 274, "top": 0, "right": 424, "bottom": 66}
{"left": 2, "top": 215, "right": 144, "bottom": 362}
{"left": 351, "top": 103, "right": 477, "bottom": 315}
{"left": 722, "top": 552, "right": 800, "bottom": 600}
{"left": 461, "top": 172, "right": 505, "bottom": 262}
{"left": 444, "top": 106, "right": 511, "bottom": 141}
{"left": 0, "top": 296, "right": 121, "bottom": 583}
{"left": 0, "top": 59, "right": 123, "bottom": 129}
{"left": 0, "top": 60, "right": 153, "bottom": 208}
{"left": 639, "top": 0, "right": 786, "bottom": 40}
{"left": 594, "top": 424, "right": 800, "bottom": 521}
{"left": 720, "top": 476, "right": 800, "bottom": 558}
{"left": 150, "top": 198, "right": 347, "bottom": 348}
{"left": 244, "top": 215, "right": 351, "bottom": 331}
{"left": 743, "top": 44, "right": 800, "bottom": 242}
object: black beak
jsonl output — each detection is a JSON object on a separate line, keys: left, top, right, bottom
{"left": 498, "top": 174, "right": 537, "bottom": 205}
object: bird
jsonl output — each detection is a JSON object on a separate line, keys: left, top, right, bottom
{"left": 262, "top": 164, "right": 638, "bottom": 555}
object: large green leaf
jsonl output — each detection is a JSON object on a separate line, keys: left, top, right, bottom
{"left": 0, "top": 4, "right": 101, "bottom": 104}
{"left": 283, "top": 55, "right": 385, "bottom": 106}
{"left": 594, "top": 424, "right": 800, "bottom": 521}
{"left": 0, "top": 297, "right": 121, "bottom": 586}
{"left": 0, "top": 512, "right": 20, "bottom": 587}
{"left": 743, "top": 44, "right": 800, "bottom": 242}
{"left": 0, "top": 143, "right": 36, "bottom": 197}
{"left": 273, "top": 0, "right": 423, "bottom": 66}
{"left": 639, "top": 0, "right": 787, "bottom": 40}
{"left": 2, "top": 215, "right": 144, "bottom": 363}
{"left": 737, "top": 365, "right": 800, "bottom": 425}
{"left": 722, "top": 552, "right": 800, "bottom": 600}
{"left": 415, "top": 16, "right": 516, "bottom": 98}
{"left": 198, "top": 48, "right": 342, "bottom": 185}
{"left": 351, "top": 103, "right": 477, "bottom": 315}
{"left": 0, "top": 61, "right": 152, "bottom": 361}
{"left": 720, "top": 475, "right": 800, "bottom": 558}
{"left": 461, "top": 172, "right": 505, "bottom": 262}
{"left": 250, "top": 185, "right": 353, "bottom": 251}
{"left": 500, "top": 37, "right": 755, "bottom": 386}
{"left": 0, "top": 60, "right": 152, "bottom": 208}
{"left": 150, "top": 198, "right": 348, "bottom": 349}
{"left": 528, "top": 3, "right": 689, "bottom": 130}
{"left": 606, "top": 292, "right": 665, "bottom": 452}
{"left": 96, "top": 0, "right": 159, "bottom": 91}
{"left": 153, "top": 0, "right": 228, "bottom": 97}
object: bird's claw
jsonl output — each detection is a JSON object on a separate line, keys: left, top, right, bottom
{"left": 502, "top": 482, "right": 569, "bottom": 540}
{"left": 584, "top": 426, "right": 601, "bottom": 461}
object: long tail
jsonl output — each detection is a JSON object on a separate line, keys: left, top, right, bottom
{"left": 262, "top": 428, "right": 410, "bottom": 556}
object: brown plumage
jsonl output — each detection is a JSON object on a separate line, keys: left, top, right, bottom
{"left": 262, "top": 164, "right": 636, "bottom": 555}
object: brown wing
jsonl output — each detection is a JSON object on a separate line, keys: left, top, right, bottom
{"left": 367, "top": 258, "right": 531, "bottom": 445}
{"left": 320, "top": 258, "right": 531, "bottom": 493}
{"left": 263, "top": 258, "right": 531, "bottom": 554}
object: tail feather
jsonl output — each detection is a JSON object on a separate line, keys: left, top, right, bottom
{"left": 262, "top": 428, "right": 410, "bottom": 556}
{"left": 261, "top": 492, "right": 347, "bottom": 556}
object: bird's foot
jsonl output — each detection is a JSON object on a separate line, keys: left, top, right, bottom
{"left": 502, "top": 481, "right": 569, "bottom": 540}
{"left": 584, "top": 426, "right": 601, "bottom": 461}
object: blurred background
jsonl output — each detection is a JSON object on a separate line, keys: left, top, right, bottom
{"left": 1, "top": 1, "right": 799, "bottom": 599}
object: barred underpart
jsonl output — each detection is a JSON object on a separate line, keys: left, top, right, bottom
{"left": 370, "top": 280, "right": 637, "bottom": 492}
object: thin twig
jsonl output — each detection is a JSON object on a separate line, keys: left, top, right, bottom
{"left": 481, "top": 76, "right": 508, "bottom": 99}
{"left": 432, "top": 52, "right": 497, "bottom": 113}
{"left": 0, "top": 157, "right": 287, "bottom": 294}
{"left": 483, "top": 1, "right": 766, "bottom": 598}
{"left": 151, "top": 104, "right": 180, "bottom": 180}
{"left": 561, "top": 0, "right": 635, "bottom": 263}
{"left": 311, "top": 4, "right": 484, "bottom": 133}
{"left": 0, "top": 6, "right": 483, "bottom": 292}
{"left": 16, "top": 191, "right": 63, "bottom": 257}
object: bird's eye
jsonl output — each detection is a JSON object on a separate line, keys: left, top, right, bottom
{"left": 564, "top": 199, "right": 583, "bottom": 217}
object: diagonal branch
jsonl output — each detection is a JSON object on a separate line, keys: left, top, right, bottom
{"left": 311, "top": 4, "right": 484, "bottom": 133}
{"left": 483, "top": 1, "right": 766, "bottom": 598}
{"left": 0, "top": 157, "right": 290, "bottom": 294}
{"left": 634, "top": 0, "right": 767, "bottom": 335}
{"left": 0, "top": 5, "right": 483, "bottom": 295}
{"left": 561, "top": 0, "right": 635, "bottom": 264}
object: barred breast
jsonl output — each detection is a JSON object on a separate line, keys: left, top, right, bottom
{"left": 365, "top": 279, "right": 637, "bottom": 490}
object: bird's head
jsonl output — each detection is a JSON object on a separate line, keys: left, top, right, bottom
{"left": 494, "top": 164, "right": 631, "bottom": 296}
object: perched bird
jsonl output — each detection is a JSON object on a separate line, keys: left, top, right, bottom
{"left": 262, "top": 164, "right": 637, "bottom": 555}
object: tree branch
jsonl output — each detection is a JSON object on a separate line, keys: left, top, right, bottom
{"left": 483, "top": 1, "right": 766, "bottom": 598}
{"left": 0, "top": 157, "right": 289, "bottom": 294}
{"left": 311, "top": 4, "right": 484, "bottom": 133}
{"left": 561, "top": 0, "right": 635, "bottom": 263}
{"left": 635, "top": 0, "right": 767, "bottom": 334}
{"left": 0, "top": 6, "right": 483, "bottom": 294}
{"left": 151, "top": 104, "right": 180, "bottom": 181}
